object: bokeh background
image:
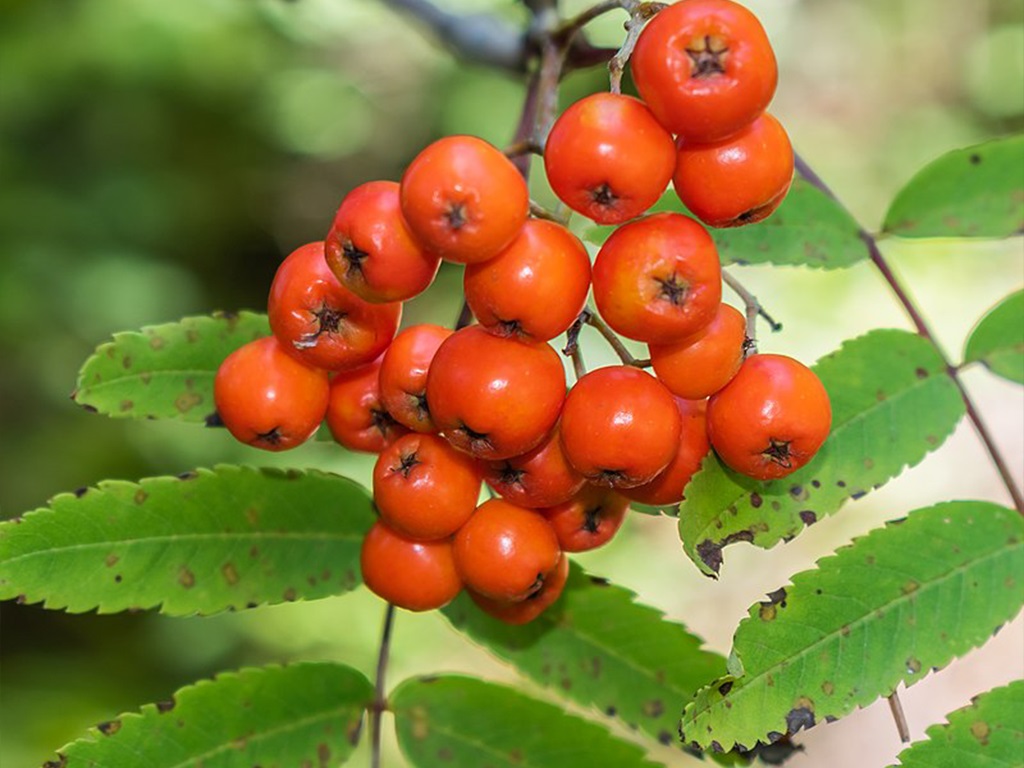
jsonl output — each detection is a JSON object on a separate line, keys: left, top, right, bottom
{"left": 1, "top": 0, "right": 1022, "bottom": 766}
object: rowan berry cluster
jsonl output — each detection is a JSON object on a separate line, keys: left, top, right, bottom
{"left": 213, "top": 0, "right": 830, "bottom": 623}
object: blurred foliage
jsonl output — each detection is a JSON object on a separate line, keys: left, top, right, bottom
{"left": 0, "top": 1, "right": 1021, "bottom": 766}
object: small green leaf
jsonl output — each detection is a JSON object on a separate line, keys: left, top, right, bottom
{"left": 582, "top": 178, "right": 868, "bottom": 269}
{"left": 679, "top": 329, "right": 966, "bottom": 576}
{"left": 0, "top": 466, "right": 373, "bottom": 615}
{"left": 442, "top": 561, "right": 726, "bottom": 752}
{"left": 889, "top": 680, "right": 1024, "bottom": 768}
{"left": 392, "top": 676, "right": 662, "bottom": 768}
{"left": 883, "top": 135, "right": 1024, "bottom": 238}
{"left": 964, "top": 289, "right": 1024, "bottom": 384}
{"left": 50, "top": 663, "right": 372, "bottom": 768}
{"left": 680, "top": 501, "right": 1024, "bottom": 753}
{"left": 72, "top": 311, "right": 269, "bottom": 423}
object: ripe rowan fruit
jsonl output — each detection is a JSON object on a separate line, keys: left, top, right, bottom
{"left": 540, "top": 485, "right": 629, "bottom": 553}
{"left": 592, "top": 212, "right": 722, "bottom": 344}
{"left": 399, "top": 135, "right": 529, "bottom": 264}
{"left": 630, "top": 0, "right": 778, "bottom": 142}
{"left": 214, "top": 335, "right": 329, "bottom": 451}
{"left": 324, "top": 180, "right": 441, "bottom": 302}
{"left": 560, "top": 366, "right": 682, "bottom": 488}
{"left": 468, "top": 553, "right": 570, "bottom": 625}
{"left": 483, "top": 423, "right": 586, "bottom": 509}
{"left": 673, "top": 113, "right": 794, "bottom": 228}
{"left": 648, "top": 303, "right": 746, "bottom": 400}
{"left": 378, "top": 323, "right": 453, "bottom": 433}
{"left": 360, "top": 520, "right": 463, "bottom": 612}
{"left": 267, "top": 241, "right": 402, "bottom": 371}
{"left": 463, "top": 219, "right": 591, "bottom": 342}
{"left": 325, "top": 358, "right": 407, "bottom": 454}
{"left": 426, "top": 325, "right": 566, "bottom": 461}
{"left": 372, "top": 433, "right": 482, "bottom": 541}
{"left": 707, "top": 353, "right": 832, "bottom": 480}
{"left": 453, "top": 498, "right": 561, "bottom": 602}
{"left": 623, "top": 397, "right": 711, "bottom": 506}
{"left": 543, "top": 92, "right": 676, "bottom": 224}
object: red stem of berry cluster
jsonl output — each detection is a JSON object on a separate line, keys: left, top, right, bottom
{"left": 794, "top": 154, "right": 1024, "bottom": 516}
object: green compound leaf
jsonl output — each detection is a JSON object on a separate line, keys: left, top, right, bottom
{"left": 442, "top": 561, "right": 727, "bottom": 753}
{"left": 49, "top": 662, "right": 372, "bottom": 768}
{"left": 72, "top": 311, "right": 269, "bottom": 423}
{"left": 680, "top": 501, "right": 1024, "bottom": 753}
{"left": 679, "top": 329, "right": 965, "bottom": 577}
{"left": 0, "top": 465, "right": 373, "bottom": 616}
{"left": 889, "top": 680, "right": 1024, "bottom": 768}
{"left": 582, "top": 177, "right": 868, "bottom": 269}
{"left": 883, "top": 135, "right": 1024, "bottom": 238}
{"left": 964, "top": 289, "right": 1024, "bottom": 385}
{"left": 392, "top": 675, "right": 662, "bottom": 768}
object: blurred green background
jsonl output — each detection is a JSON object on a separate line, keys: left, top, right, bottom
{"left": 1, "top": 1, "right": 1022, "bottom": 766}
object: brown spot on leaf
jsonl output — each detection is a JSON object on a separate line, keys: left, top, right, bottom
{"left": 970, "top": 720, "right": 990, "bottom": 745}
{"left": 134, "top": 489, "right": 148, "bottom": 504}
{"left": 105, "top": 553, "right": 120, "bottom": 567}
{"left": 821, "top": 681, "right": 835, "bottom": 696}
{"left": 317, "top": 742, "right": 331, "bottom": 767}
{"left": 222, "top": 563, "right": 239, "bottom": 585}
{"left": 696, "top": 529, "right": 755, "bottom": 574}
{"left": 410, "top": 706, "right": 429, "bottom": 740}
{"left": 906, "top": 657, "right": 922, "bottom": 675}
{"left": 43, "top": 756, "right": 68, "bottom": 768}
{"left": 175, "top": 391, "right": 202, "bottom": 413}
{"left": 283, "top": 587, "right": 297, "bottom": 602}
{"left": 346, "top": 717, "right": 363, "bottom": 746}
{"left": 786, "top": 703, "right": 815, "bottom": 734}
{"left": 643, "top": 699, "right": 664, "bottom": 717}
{"left": 97, "top": 720, "right": 122, "bottom": 736}
{"left": 902, "top": 580, "right": 920, "bottom": 595}
{"left": 156, "top": 698, "right": 176, "bottom": 713}
{"left": 914, "top": 367, "right": 928, "bottom": 379}
{"left": 800, "top": 510, "right": 817, "bottom": 526}
{"left": 750, "top": 492, "right": 762, "bottom": 508}
{"left": 178, "top": 567, "right": 195, "bottom": 588}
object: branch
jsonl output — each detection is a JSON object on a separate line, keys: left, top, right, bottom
{"left": 722, "top": 269, "right": 782, "bottom": 356}
{"left": 794, "top": 153, "right": 1024, "bottom": 515}
{"left": 370, "top": 603, "right": 397, "bottom": 768}
{"left": 386, "top": 0, "right": 528, "bottom": 71}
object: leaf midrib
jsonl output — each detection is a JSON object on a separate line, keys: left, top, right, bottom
{"left": 0, "top": 530, "right": 363, "bottom": 568}
{"left": 157, "top": 702, "right": 364, "bottom": 768}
